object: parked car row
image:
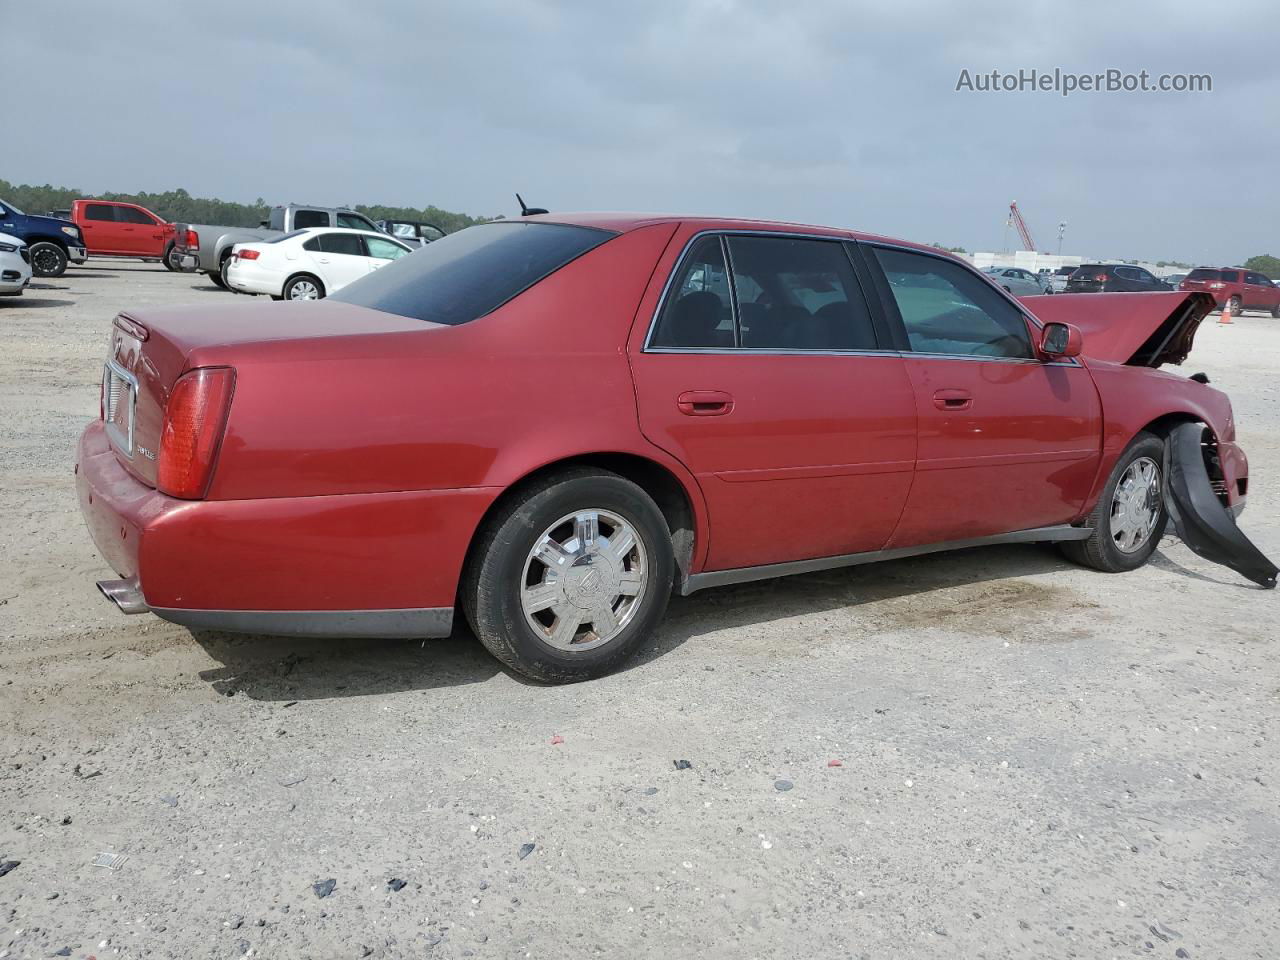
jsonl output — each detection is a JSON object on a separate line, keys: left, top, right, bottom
{"left": 225, "top": 227, "right": 413, "bottom": 300}
{"left": 0, "top": 197, "right": 445, "bottom": 282}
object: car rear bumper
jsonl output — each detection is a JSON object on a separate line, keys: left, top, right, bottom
{"left": 76, "top": 420, "right": 498, "bottom": 638}
{"left": 177, "top": 253, "right": 200, "bottom": 272}
{"left": 225, "top": 260, "right": 280, "bottom": 296}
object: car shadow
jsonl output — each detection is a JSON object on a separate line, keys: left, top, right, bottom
{"left": 193, "top": 628, "right": 506, "bottom": 701}
{"left": 0, "top": 297, "right": 76, "bottom": 308}
{"left": 190, "top": 283, "right": 230, "bottom": 293}
{"left": 193, "top": 542, "right": 1092, "bottom": 700}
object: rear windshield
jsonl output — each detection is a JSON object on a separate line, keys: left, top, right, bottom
{"left": 1071, "top": 265, "right": 1110, "bottom": 277}
{"left": 1187, "top": 268, "right": 1220, "bottom": 280}
{"left": 331, "top": 221, "right": 615, "bottom": 324}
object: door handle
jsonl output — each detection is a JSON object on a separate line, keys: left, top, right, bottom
{"left": 933, "top": 389, "right": 973, "bottom": 411}
{"left": 677, "top": 390, "right": 734, "bottom": 417}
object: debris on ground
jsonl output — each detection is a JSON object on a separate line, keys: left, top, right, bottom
{"left": 279, "top": 775, "right": 307, "bottom": 787}
{"left": 673, "top": 759, "right": 692, "bottom": 770}
{"left": 774, "top": 780, "right": 794, "bottom": 792}
{"left": 160, "top": 795, "right": 178, "bottom": 807}
{"left": 549, "top": 735, "right": 564, "bottom": 745}
{"left": 517, "top": 843, "right": 535, "bottom": 860}
{"left": 0, "top": 859, "right": 20, "bottom": 878}
{"left": 92, "top": 852, "right": 127, "bottom": 871}
{"left": 827, "top": 759, "right": 843, "bottom": 767}
{"left": 312, "top": 878, "right": 336, "bottom": 898}
{"left": 387, "top": 878, "right": 407, "bottom": 892}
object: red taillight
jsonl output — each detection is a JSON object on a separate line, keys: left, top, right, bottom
{"left": 1094, "top": 273, "right": 1107, "bottom": 282}
{"left": 184, "top": 229, "right": 199, "bottom": 250}
{"left": 157, "top": 367, "right": 236, "bottom": 500}
{"left": 237, "top": 249, "right": 260, "bottom": 260}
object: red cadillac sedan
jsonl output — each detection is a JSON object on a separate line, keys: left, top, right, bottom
{"left": 77, "top": 213, "right": 1252, "bottom": 682}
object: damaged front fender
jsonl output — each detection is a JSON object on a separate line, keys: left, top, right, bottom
{"left": 1163, "top": 422, "right": 1277, "bottom": 589}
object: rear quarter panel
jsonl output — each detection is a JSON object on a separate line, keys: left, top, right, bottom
{"left": 192, "top": 222, "right": 692, "bottom": 503}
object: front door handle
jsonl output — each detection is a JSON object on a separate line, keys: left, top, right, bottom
{"left": 677, "top": 390, "right": 734, "bottom": 417}
{"left": 933, "top": 389, "right": 973, "bottom": 411}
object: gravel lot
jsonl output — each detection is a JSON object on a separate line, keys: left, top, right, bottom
{"left": 1, "top": 262, "right": 1278, "bottom": 960}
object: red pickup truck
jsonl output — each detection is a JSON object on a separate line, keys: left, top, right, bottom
{"left": 69, "top": 200, "right": 179, "bottom": 269}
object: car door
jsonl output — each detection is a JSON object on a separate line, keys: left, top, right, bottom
{"left": 80, "top": 203, "right": 124, "bottom": 254}
{"left": 628, "top": 228, "right": 917, "bottom": 572}
{"left": 362, "top": 234, "right": 411, "bottom": 273}
{"left": 115, "top": 205, "right": 166, "bottom": 256}
{"left": 1244, "top": 272, "right": 1275, "bottom": 311}
{"left": 312, "top": 231, "right": 369, "bottom": 292}
{"left": 863, "top": 244, "right": 1101, "bottom": 547}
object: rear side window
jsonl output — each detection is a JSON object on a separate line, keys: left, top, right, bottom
{"left": 317, "top": 232, "right": 364, "bottom": 256}
{"left": 330, "top": 222, "right": 614, "bottom": 325}
{"left": 293, "top": 209, "right": 329, "bottom": 229}
{"left": 1219, "top": 270, "right": 1240, "bottom": 282}
{"left": 1187, "top": 268, "right": 1220, "bottom": 280}
{"left": 650, "top": 236, "right": 734, "bottom": 348}
{"left": 85, "top": 204, "right": 115, "bottom": 222}
{"left": 873, "top": 247, "right": 1032, "bottom": 359}
{"left": 727, "top": 236, "right": 876, "bottom": 349}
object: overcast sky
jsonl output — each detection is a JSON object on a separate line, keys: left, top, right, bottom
{"left": 6, "top": 0, "right": 1277, "bottom": 264}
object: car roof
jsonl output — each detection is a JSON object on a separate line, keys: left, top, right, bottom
{"left": 517, "top": 211, "right": 945, "bottom": 255}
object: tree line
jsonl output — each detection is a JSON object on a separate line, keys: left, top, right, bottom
{"left": 0, "top": 179, "right": 492, "bottom": 234}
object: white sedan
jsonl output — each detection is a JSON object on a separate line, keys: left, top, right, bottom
{"left": 225, "top": 227, "right": 413, "bottom": 300}
{"left": 0, "top": 232, "right": 32, "bottom": 297}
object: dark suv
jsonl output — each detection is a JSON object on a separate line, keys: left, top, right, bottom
{"left": 1180, "top": 267, "right": 1280, "bottom": 316}
{"left": 1065, "top": 264, "right": 1172, "bottom": 294}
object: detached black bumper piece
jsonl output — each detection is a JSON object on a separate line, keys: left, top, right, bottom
{"left": 1164, "top": 422, "right": 1277, "bottom": 589}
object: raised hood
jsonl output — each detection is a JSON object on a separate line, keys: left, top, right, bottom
{"left": 1020, "top": 291, "right": 1215, "bottom": 367}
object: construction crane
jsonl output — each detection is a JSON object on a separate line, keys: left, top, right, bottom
{"left": 1008, "top": 201, "right": 1036, "bottom": 252}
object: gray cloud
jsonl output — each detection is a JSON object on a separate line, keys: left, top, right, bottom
{"left": 5, "top": 0, "right": 1277, "bottom": 264}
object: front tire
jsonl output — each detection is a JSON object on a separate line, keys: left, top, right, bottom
{"left": 463, "top": 470, "right": 675, "bottom": 683}
{"left": 163, "top": 243, "right": 180, "bottom": 271}
{"left": 29, "top": 242, "right": 68, "bottom": 278}
{"left": 1228, "top": 294, "right": 1243, "bottom": 316}
{"left": 1061, "top": 432, "right": 1167, "bottom": 573}
{"left": 283, "top": 274, "right": 325, "bottom": 300}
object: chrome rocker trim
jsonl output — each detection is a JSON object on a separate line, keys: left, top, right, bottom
{"left": 680, "top": 524, "right": 1093, "bottom": 595}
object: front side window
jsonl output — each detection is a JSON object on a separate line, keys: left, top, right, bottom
{"left": 293, "top": 209, "right": 329, "bottom": 229}
{"left": 117, "top": 206, "right": 156, "bottom": 225}
{"left": 85, "top": 204, "right": 115, "bottom": 222}
{"left": 317, "top": 232, "right": 364, "bottom": 256}
{"left": 649, "top": 236, "right": 734, "bottom": 348}
{"left": 873, "top": 247, "right": 1033, "bottom": 359}
{"left": 365, "top": 236, "right": 410, "bottom": 260}
{"left": 330, "top": 221, "right": 614, "bottom": 325}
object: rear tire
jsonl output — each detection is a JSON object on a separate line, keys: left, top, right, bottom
{"left": 283, "top": 274, "right": 325, "bottom": 300}
{"left": 29, "top": 242, "right": 68, "bottom": 278}
{"left": 1061, "top": 432, "right": 1167, "bottom": 573}
{"left": 214, "top": 252, "right": 234, "bottom": 289}
{"left": 1271, "top": 303, "right": 1279, "bottom": 319}
{"left": 463, "top": 469, "right": 675, "bottom": 683}
{"left": 1228, "top": 295, "right": 1242, "bottom": 316}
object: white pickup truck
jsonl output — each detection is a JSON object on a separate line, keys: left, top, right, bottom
{"left": 173, "top": 204, "right": 385, "bottom": 289}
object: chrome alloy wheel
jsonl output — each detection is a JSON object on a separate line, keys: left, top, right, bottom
{"left": 288, "top": 279, "right": 320, "bottom": 300}
{"left": 520, "top": 509, "right": 648, "bottom": 651}
{"left": 1111, "top": 456, "right": 1162, "bottom": 553}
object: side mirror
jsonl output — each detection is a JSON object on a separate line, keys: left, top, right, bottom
{"left": 1040, "top": 321, "right": 1082, "bottom": 359}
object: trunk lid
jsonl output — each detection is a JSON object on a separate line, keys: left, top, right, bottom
{"left": 1020, "top": 290, "right": 1215, "bottom": 367}
{"left": 100, "top": 300, "right": 439, "bottom": 487}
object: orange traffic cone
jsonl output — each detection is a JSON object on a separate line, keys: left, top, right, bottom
{"left": 1219, "top": 301, "right": 1233, "bottom": 324}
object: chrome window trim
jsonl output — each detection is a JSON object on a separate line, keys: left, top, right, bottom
{"left": 102, "top": 359, "right": 138, "bottom": 458}
{"left": 642, "top": 229, "right": 1080, "bottom": 368}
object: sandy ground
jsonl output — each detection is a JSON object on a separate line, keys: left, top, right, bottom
{"left": 0, "top": 261, "right": 1277, "bottom": 960}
